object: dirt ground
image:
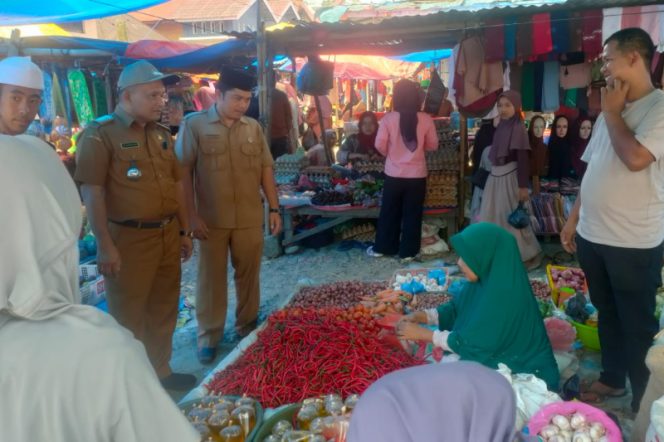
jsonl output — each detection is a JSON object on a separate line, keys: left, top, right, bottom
{"left": 167, "top": 240, "right": 635, "bottom": 438}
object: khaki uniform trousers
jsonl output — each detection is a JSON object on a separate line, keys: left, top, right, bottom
{"left": 196, "top": 227, "right": 263, "bottom": 348}
{"left": 105, "top": 220, "right": 181, "bottom": 379}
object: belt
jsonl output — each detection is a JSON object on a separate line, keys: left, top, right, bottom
{"left": 110, "top": 215, "right": 175, "bottom": 229}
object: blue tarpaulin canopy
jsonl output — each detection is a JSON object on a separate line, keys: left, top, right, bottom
{"left": 0, "top": 0, "right": 168, "bottom": 26}
{"left": 390, "top": 49, "right": 452, "bottom": 63}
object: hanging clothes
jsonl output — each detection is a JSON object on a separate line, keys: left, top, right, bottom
{"left": 484, "top": 18, "right": 505, "bottom": 62}
{"left": 447, "top": 43, "right": 459, "bottom": 105}
{"left": 516, "top": 20, "right": 533, "bottom": 60}
{"left": 504, "top": 17, "right": 518, "bottom": 61}
{"left": 91, "top": 73, "right": 108, "bottom": 118}
{"left": 520, "top": 63, "right": 535, "bottom": 111}
{"left": 542, "top": 61, "right": 560, "bottom": 112}
{"left": 569, "top": 12, "right": 584, "bottom": 52}
{"left": 51, "top": 70, "right": 67, "bottom": 122}
{"left": 641, "top": 5, "right": 664, "bottom": 46}
{"left": 509, "top": 62, "right": 523, "bottom": 94}
{"left": 621, "top": 6, "right": 642, "bottom": 29}
{"left": 559, "top": 63, "right": 592, "bottom": 89}
{"left": 67, "top": 69, "right": 95, "bottom": 128}
{"left": 39, "top": 70, "right": 56, "bottom": 123}
{"left": 564, "top": 89, "right": 578, "bottom": 108}
{"left": 602, "top": 8, "right": 623, "bottom": 43}
{"left": 455, "top": 35, "right": 504, "bottom": 117}
{"left": 551, "top": 11, "right": 571, "bottom": 53}
{"left": 533, "top": 62, "right": 544, "bottom": 112}
{"left": 532, "top": 13, "right": 553, "bottom": 56}
{"left": 582, "top": 10, "right": 604, "bottom": 57}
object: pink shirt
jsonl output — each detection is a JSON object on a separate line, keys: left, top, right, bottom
{"left": 375, "top": 112, "right": 439, "bottom": 178}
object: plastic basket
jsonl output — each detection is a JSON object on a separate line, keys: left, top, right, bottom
{"left": 526, "top": 401, "right": 621, "bottom": 442}
{"left": 546, "top": 264, "right": 588, "bottom": 306}
{"left": 571, "top": 320, "right": 601, "bottom": 351}
{"left": 179, "top": 395, "right": 264, "bottom": 442}
{"left": 252, "top": 403, "right": 301, "bottom": 442}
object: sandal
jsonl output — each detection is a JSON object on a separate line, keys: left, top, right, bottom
{"left": 579, "top": 380, "right": 627, "bottom": 403}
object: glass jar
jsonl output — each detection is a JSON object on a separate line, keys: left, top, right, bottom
{"left": 219, "top": 425, "right": 244, "bottom": 442}
{"left": 231, "top": 405, "right": 256, "bottom": 436}
{"left": 296, "top": 405, "right": 319, "bottom": 431}
{"left": 208, "top": 410, "right": 231, "bottom": 433}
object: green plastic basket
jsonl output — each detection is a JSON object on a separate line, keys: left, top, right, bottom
{"left": 179, "top": 395, "right": 264, "bottom": 442}
{"left": 251, "top": 403, "right": 302, "bottom": 442}
{"left": 571, "top": 320, "right": 601, "bottom": 351}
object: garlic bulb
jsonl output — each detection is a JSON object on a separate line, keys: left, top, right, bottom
{"left": 548, "top": 436, "right": 565, "bottom": 442}
{"left": 559, "top": 429, "right": 573, "bottom": 442}
{"left": 589, "top": 422, "right": 606, "bottom": 440}
{"left": 553, "top": 414, "right": 572, "bottom": 431}
{"left": 570, "top": 412, "right": 587, "bottom": 430}
{"left": 596, "top": 437, "right": 608, "bottom": 442}
{"left": 572, "top": 430, "right": 592, "bottom": 442}
{"left": 540, "top": 424, "right": 560, "bottom": 439}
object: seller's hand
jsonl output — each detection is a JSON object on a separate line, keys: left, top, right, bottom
{"left": 396, "top": 322, "right": 434, "bottom": 342}
{"left": 518, "top": 188, "right": 530, "bottom": 202}
{"left": 97, "top": 241, "right": 122, "bottom": 278}
{"left": 269, "top": 212, "right": 283, "bottom": 236}
{"left": 190, "top": 213, "right": 209, "bottom": 240}
{"left": 401, "top": 311, "right": 427, "bottom": 324}
{"left": 602, "top": 78, "right": 629, "bottom": 116}
{"left": 181, "top": 236, "right": 193, "bottom": 262}
{"left": 560, "top": 218, "right": 578, "bottom": 254}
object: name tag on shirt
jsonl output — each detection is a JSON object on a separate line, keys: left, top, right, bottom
{"left": 121, "top": 141, "right": 140, "bottom": 149}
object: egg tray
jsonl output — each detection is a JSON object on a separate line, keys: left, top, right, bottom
{"left": 353, "top": 159, "right": 385, "bottom": 174}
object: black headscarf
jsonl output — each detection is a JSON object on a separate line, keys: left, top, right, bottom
{"left": 393, "top": 79, "right": 420, "bottom": 152}
{"left": 547, "top": 115, "right": 573, "bottom": 180}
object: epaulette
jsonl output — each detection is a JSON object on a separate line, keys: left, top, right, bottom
{"left": 88, "top": 115, "right": 114, "bottom": 128}
{"left": 156, "top": 122, "right": 172, "bottom": 132}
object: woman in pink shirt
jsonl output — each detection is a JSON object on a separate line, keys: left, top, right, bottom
{"left": 367, "top": 79, "right": 439, "bottom": 261}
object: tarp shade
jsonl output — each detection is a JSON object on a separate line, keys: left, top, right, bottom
{"left": 0, "top": 0, "right": 168, "bottom": 25}
{"left": 125, "top": 40, "right": 204, "bottom": 59}
{"left": 280, "top": 59, "right": 390, "bottom": 80}
{"left": 18, "top": 36, "right": 130, "bottom": 55}
{"left": 390, "top": 49, "right": 452, "bottom": 63}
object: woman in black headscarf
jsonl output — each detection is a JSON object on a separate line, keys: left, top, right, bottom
{"left": 547, "top": 115, "right": 573, "bottom": 181}
{"left": 367, "top": 79, "right": 439, "bottom": 262}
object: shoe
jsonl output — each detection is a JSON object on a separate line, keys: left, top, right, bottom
{"left": 160, "top": 372, "right": 197, "bottom": 391}
{"left": 366, "top": 246, "right": 384, "bottom": 258}
{"left": 236, "top": 320, "right": 258, "bottom": 338}
{"left": 197, "top": 347, "right": 217, "bottom": 364}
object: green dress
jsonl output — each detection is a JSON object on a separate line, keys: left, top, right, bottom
{"left": 438, "top": 223, "right": 559, "bottom": 390}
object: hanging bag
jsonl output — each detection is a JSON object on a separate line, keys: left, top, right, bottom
{"left": 508, "top": 201, "right": 531, "bottom": 229}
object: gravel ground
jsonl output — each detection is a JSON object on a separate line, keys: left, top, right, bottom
{"left": 167, "top": 240, "right": 635, "bottom": 438}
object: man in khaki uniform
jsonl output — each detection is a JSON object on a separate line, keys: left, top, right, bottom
{"left": 75, "top": 61, "right": 196, "bottom": 390}
{"left": 176, "top": 68, "right": 282, "bottom": 364}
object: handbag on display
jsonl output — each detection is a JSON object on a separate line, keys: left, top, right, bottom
{"left": 508, "top": 201, "right": 531, "bottom": 229}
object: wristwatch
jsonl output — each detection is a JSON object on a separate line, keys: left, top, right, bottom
{"left": 179, "top": 230, "right": 194, "bottom": 238}
{"left": 269, "top": 208, "right": 280, "bottom": 214}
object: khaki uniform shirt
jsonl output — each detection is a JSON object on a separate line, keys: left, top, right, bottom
{"left": 74, "top": 106, "right": 181, "bottom": 221}
{"left": 176, "top": 106, "right": 274, "bottom": 229}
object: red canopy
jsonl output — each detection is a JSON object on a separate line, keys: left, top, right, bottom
{"left": 280, "top": 59, "right": 390, "bottom": 81}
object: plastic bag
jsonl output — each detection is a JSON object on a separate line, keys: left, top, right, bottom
{"left": 508, "top": 201, "right": 531, "bottom": 229}
{"left": 544, "top": 317, "right": 577, "bottom": 352}
{"left": 497, "top": 364, "right": 562, "bottom": 431}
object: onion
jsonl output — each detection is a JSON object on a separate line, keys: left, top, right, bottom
{"left": 553, "top": 414, "right": 572, "bottom": 431}
{"left": 570, "top": 413, "right": 587, "bottom": 430}
{"left": 589, "top": 422, "right": 606, "bottom": 440}
{"left": 540, "top": 424, "right": 560, "bottom": 438}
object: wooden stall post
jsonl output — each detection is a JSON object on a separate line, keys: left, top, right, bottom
{"left": 458, "top": 114, "right": 468, "bottom": 230}
{"left": 314, "top": 94, "right": 334, "bottom": 165}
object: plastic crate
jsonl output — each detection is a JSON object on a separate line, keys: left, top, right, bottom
{"left": 546, "top": 264, "right": 588, "bottom": 306}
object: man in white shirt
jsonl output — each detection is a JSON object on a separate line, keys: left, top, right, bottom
{"left": 561, "top": 28, "right": 664, "bottom": 413}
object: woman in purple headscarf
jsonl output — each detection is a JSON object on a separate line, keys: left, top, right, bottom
{"left": 367, "top": 79, "right": 439, "bottom": 262}
{"left": 478, "top": 91, "right": 542, "bottom": 269}
{"left": 347, "top": 361, "right": 527, "bottom": 442}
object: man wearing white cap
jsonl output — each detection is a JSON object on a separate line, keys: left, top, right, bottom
{"left": 76, "top": 60, "right": 196, "bottom": 390}
{"left": 0, "top": 56, "right": 44, "bottom": 135}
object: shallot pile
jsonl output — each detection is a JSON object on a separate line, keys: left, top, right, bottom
{"left": 539, "top": 413, "right": 607, "bottom": 442}
{"left": 289, "top": 281, "right": 388, "bottom": 310}
{"left": 550, "top": 267, "right": 587, "bottom": 292}
{"left": 531, "top": 280, "right": 552, "bottom": 300}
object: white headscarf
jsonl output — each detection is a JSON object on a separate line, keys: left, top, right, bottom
{"left": 0, "top": 135, "right": 82, "bottom": 326}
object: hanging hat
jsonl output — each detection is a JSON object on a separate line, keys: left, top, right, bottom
{"left": 0, "top": 57, "right": 44, "bottom": 90}
{"left": 219, "top": 67, "right": 256, "bottom": 92}
{"left": 117, "top": 60, "right": 180, "bottom": 91}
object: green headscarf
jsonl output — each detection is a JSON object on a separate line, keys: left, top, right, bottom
{"left": 437, "top": 223, "right": 559, "bottom": 390}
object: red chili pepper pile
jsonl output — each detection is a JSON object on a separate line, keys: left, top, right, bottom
{"left": 207, "top": 308, "right": 423, "bottom": 408}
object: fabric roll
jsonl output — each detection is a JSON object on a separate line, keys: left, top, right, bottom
{"left": 485, "top": 18, "right": 505, "bottom": 62}
{"left": 542, "top": 61, "right": 560, "bottom": 112}
{"left": 521, "top": 63, "right": 535, "bottom": 111}
{"left": 534, "top": 62, "right": 544, "bottom": 112}
{"left": 504, "top": 17, "right": 518, "bottom": 61}
{"left": 532, "top": 13, "right": 553, "bottom": 56}
{"left": 551, "top": 11, "right": 571, "bottom": 53}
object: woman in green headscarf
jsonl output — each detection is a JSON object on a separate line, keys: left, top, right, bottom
{"left": 397, "top": 222, "right": 559, "bottom": 390}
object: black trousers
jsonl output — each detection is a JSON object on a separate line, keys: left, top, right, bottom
{"left": 576, "top": 235, "right": 664, "bottom": 412}
{"left": 270, "top": 137, "right": 289, "bottom": 160}
{"left": 374, "top": 176, "right": 426, "bottom": 258}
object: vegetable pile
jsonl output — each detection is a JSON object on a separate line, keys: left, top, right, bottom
{"left": 288, "top": 281, "right": 388, "bottom": 310}
{"left": 538, "top": 412, "right": 607, "bottom": 442}
{"left": 531, "top": 280, "right": 552, "bottom": 300}
{"left": 550, "top": 267, "right": 587, "bottom": 292}
{"left": 207, "top": 308, "right": 423, "bottom": 408}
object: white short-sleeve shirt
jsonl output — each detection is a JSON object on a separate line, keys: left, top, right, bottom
{"left": 577, "top": 89, "right": 664, "bottom": 249}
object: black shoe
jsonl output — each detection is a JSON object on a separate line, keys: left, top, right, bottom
{"left": 236, "top": 320, "right": 258, "bottom": 338}
{"left": 160, "top": 372, "right": 197, "bottom": 391}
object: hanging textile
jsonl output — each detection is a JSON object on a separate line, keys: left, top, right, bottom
{"left": 484, "top": 18, "right": 505, "bottom": 62}
{"left": 504, "top": 17, "right": 518, "bottom": 61}
{"left": 521, "top": 63, "right": 535, "bottom": 111}
{"left": 551, "top": 11, "right": 571, "bottom": 54}
{"left": 91, "top": 73, "right": 108, "bottom": 118}
{"left": 564, "top": 89, "right": 578, "bottom": 108}
{"left": 534, "top": 62, "right": 544, "bottom": 112}
{"left": 516, "top": 19, "right": 533, "bottom": 60}
{"left": 67, "top": 69, "right": 94, "bottom": 127}
{"left": 51, "top": 70, "right": 67, "bottom": 122}
{"left": 542, "top": 61, "right": 560, "bottom": 112}
{"left": 532, "top": 13, "right": 553, "bottom": 56}
{"left": 581, "top": 10, "right": 603, "bottom": 57}
{"left": 39, "top": 70, "right": 56, "bottom": 123}
{"left": 602, "top": 8, "right": 622, "bottom": 43}
{"left": 559, "top": 63, "right": 592, "bottom": 89}
{"left": 509, "top": 62, "right": 523, "bottom": 94}
{"left": 569, "top": 12, "right": 584, "bottom": 52}
{"left": 621, "top": 6, "right": 642, "bottom": 29}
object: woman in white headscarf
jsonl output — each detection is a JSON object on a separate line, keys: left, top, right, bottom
{"left": 0, "top": 135, "right": 198, "bottom": 442}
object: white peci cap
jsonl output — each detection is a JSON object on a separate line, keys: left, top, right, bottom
{"left": 0, "top": 57, "right": 44, "bottom": 90}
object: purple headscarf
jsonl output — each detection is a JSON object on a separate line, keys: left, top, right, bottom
{"left": 347, "top": 362, "right": 524, "bottom": 442}
{"left": 489, "top": 91, "right": 531, "bottom": 164}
